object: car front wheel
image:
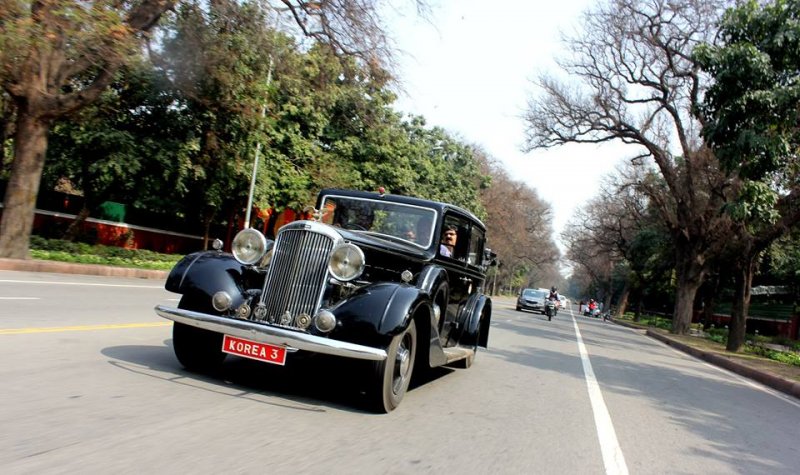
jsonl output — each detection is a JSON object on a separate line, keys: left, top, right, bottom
{"left": 366, "top": 319, "right": 417, "bottom": 413}
{"left": 172, "top": 297, "right": 226, "bottom": 372}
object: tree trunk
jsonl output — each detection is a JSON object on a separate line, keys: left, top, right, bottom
{"left": 201, "top": 207, "right": 217, "bottom": 251}
{"left": 203, "top": 218, "right": 212, "bottom": 251}
{"left": 0, "top": 111, "right": 50, "bottom": 259}
{"left": 727, "top": 255, "right": 755, "bottom": 352}
{"left": 62, "top": 205, "right": 92, "bottom": 242}
{"left": 671, "top": 241, "right": 707, "bottom": 334}
{"left": 615, "top": 281, "right": 631, "bottom": 318}
{"left": 700, "top": 274, "right": 720, "bottom": 330}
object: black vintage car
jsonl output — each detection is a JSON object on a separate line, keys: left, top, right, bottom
{"left": 155, "top": 189, "right": 495, "bottom": 412}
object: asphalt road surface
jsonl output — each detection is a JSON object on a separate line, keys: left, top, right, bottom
{"left": 1, "top": 271, "right": 799, "bottom": 474}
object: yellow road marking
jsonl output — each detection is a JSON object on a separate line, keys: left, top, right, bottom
{"left": 0, "top": 322, "right": 171, "bottom": 335}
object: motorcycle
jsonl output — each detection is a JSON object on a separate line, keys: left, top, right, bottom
{"left": 545, "top": 298, "right": 558, "bottom": 321}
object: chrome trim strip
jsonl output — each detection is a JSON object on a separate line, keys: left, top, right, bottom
{"left": 155, "top": 305, "right": 387, "bottom": 361}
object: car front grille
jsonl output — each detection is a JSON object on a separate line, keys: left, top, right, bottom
{"left": 257, "top": 224, "right": 336, "bottom": 328}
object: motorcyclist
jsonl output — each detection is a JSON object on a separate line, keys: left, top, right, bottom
{"left": 548, "top": 286, "right": 560, "bottom": 308}
{"left": 587, "top": 299, "right": 597, "bottom": 316}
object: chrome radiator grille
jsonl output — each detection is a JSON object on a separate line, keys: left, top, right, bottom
{"left": 257, "top": 225, "right": 335, "bottom": 327}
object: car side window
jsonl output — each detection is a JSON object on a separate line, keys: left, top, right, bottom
{"left": 438, "top": 215, "right": 462, "bottom": 259}
{"left": 467, "top": 226, "right": 484, "bottom": 266}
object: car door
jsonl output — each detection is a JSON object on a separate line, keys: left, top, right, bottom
{"left": 437, "top": 214, "right": 485, "bottom": 346}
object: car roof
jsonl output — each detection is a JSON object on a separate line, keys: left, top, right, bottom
{"left": 317, "top": 188, "right": 486, "bottom": 230}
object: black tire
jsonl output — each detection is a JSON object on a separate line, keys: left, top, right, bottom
{"left": 516, "top": 305, "right": 521, "bottom": 311}
{"left": 172, "top": 297, "right": 226, "bottom": 372}
{"left": 451, "top": 307, "right": 484, "bottom": 369}
{"left": 366, "top": 319, "right": 417, "bottom": 413}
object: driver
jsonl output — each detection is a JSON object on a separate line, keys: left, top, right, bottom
{"left": 439, "top": 225, "right": 457, "bottom": 257}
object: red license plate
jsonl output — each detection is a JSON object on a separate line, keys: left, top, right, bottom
{"left": 222, "top": 335, "right": 287, "bottom": 366}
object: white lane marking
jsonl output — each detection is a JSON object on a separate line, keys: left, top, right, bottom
{"left": 0, "top": 297, "right": 40, "bottom": 300}
{"left": 573, "top": 315, "right": 629, "bottom": 475}
{"left": 0, "top": 279, "right": 162, "bottom": 289}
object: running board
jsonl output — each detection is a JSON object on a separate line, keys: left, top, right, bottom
{"left": 443, "top": 346, "right": 474, "bottom": 365}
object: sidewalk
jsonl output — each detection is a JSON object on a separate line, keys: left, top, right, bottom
{"left": 0, "top": 258, "right": 168, "bottom": 280}
{"left": 493, "top": 295, "right": 800, "bottom": 400}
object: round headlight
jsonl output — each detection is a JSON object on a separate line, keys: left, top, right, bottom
{"left": 212, "top": 291, "right": 232, "bottom": 311}
{"left": 232, "top": 228, "right": 267, "bottom": 265}
{"left": 328, "top": 243, "right": 365, "bottom": 282}
{"left": 314, "top": 310, "right": 337, "bottom": 333}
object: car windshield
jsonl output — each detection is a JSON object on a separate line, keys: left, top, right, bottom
{"left": 319, "top": 195, "right": 437, "bottom": 248}
{"left": 522, "top": 289, "right": 539, "bottom": 298}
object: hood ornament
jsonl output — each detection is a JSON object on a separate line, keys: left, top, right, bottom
{"left": 303, "top": 206, "right": 324, "bottom": 222}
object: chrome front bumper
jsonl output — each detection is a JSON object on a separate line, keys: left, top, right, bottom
{"left": 155, "top": 305, "right": 387, "bottom": 361}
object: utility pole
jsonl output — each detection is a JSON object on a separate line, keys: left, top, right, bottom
{"left": 244, "top": 56, "right": 274, "bottom": 229}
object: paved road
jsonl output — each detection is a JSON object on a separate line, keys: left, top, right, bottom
{"left": 1, "top": 271, "right": 799, "bottom": 474}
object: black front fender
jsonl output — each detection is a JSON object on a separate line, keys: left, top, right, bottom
{"left": 461, "top": 294, "right": 491, "bottom": 348}
{"left": 165, "top": 251, "right": 248, "bottom": 308}
{"left": 329, "top": 283, "right": 429, "bottom": 348}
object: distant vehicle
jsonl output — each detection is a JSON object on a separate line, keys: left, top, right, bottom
{"left": 516, "top": 288, "right": 549, "bottom": 314}
{"left": 559, "top": 295, "right": 569, "bottom": 307}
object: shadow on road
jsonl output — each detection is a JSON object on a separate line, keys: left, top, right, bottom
{"left": 101, "top": 339, "right": 455, "bottom": 414}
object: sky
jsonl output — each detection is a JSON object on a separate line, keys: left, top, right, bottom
{"left": 387, "top": 0, "right": 630, "bottom": 250}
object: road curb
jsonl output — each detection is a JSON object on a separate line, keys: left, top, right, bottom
{"left": 0, "top": 258, "right": 168, "bottom": 280}
{"left": 644, "top": 327, "right": 800, "bottom": 400}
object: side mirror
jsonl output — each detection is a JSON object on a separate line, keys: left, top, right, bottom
{"left": 482, "top": 248, "right": 498, "bottom": 267}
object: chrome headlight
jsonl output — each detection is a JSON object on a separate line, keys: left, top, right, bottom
{"left": 231, "top": 228, "right": 267, "bottom": 265}
{"left": 314, "top": 310, "right": 337, "bottom": 333}
{"left": 328, "top": 243, "right": 365, "bottom": 282}
{"left": 212, "top": 291, "right": 232, "bottom": 311}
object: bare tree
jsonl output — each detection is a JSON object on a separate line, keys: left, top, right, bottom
{"left": 523, "top": 0, "right": 733, "bottom": 333}
{"left": 273, "top": 0, "right": 431, "bottom": 79}
{"left": 478, "top": 154, "right": 558, "bottom": 293}
{"left": 562, "top": 200, "right": 619, "bottom": 311}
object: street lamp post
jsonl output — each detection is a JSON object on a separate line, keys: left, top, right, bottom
{"left": 244, "top": 56, "right": 273, "bottom": 229}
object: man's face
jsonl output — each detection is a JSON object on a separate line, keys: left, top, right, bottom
{"left": 442, "top": 229, "right": 457, "bottom": 246}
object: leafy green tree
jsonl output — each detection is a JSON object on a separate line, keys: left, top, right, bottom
{"left": 263, "top": 44, "right": 488, "bottom": 215}
{"left": 766, "top": 231, "right": 800, "bottom": 282}
{"left": 695, "top": 0, "right": 800, "bottom": 350}
{"left": 156, "top": 0, "right": 287, "bottom": 245}
{"left": 0, "top": 0, "right": 176, "bottom": 258}
{"left": 0, "top": 0, "right": 428, "bottom": 258}
{"left": 45, "top": 64, "right": 197, "bottom": 240}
